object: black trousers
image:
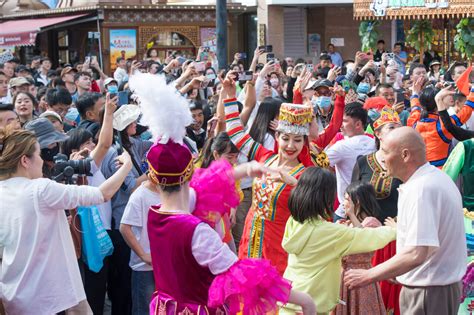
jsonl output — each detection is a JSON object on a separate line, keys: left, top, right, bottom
{"left": 83, "top": 258, "right": 109, "bottom": 315}
{"left": 107, "top": 230, "right": 132, "bottom": 315}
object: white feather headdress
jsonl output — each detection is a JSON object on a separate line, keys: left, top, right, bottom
{"left": 128, "top": 73, "right": 192, "bottom": 145}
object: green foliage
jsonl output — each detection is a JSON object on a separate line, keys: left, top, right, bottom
{"left": 359, "top": 21, "right": 380, "bottom": 52}
{"left": 454, "top": 18, "right": 474, "bottom": 61}
{"left": 406, "top": 20, "right": 434, "bottom": 52}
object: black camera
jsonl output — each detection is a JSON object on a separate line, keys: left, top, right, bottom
{"left": 52, "top": 153, "right": 93, "bottom": 183}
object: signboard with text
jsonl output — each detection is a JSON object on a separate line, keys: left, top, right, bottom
{"left": 370, "top": 0, "right": 449, "bottom": 17}
{"left": 109, "top": 29, "right": 137, "bottom": 71}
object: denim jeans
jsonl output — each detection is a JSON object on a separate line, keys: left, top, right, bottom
{"left": 131, "top": 270, "right": 155, "bottom": 315}
{"left": 333, "top": 212, "right": 345, "bottom": 222}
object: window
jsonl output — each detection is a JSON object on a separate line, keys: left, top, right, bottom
{"left": 58, "top": 30, "right": 69, "bottom": 64}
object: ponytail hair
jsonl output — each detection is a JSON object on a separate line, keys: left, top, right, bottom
{"left": 198, "top": 132, "right": 239, "bottom": 169}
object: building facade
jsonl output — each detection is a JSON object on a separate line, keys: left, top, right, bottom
{"left": 0, "top": 0, "right": 255, "bottom": 74}
{"left": 253, "top": 0, "right": 393, "bottom": 63}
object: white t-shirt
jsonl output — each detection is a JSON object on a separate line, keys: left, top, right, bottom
{"left": 325, "top": 134, "right": 376, "bottom": 217}
{"left": 0, "top": 177, "right": 104, "bottom": 314}
{"left": 87, "top": 161, "right": 112, "bottom": 230}
{"left": 191, "top": 223, "right": 238, "bottom": 274}
{"left": 396, "top": 163, "right": 467, "bottom": 286}
{"left": 121, "top": 183, "right": 160, "bottom": 271}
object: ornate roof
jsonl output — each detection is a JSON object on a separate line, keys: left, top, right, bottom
{"left": 0, "top": 0, "right": 49, "bottom": 16}
{"left": 353, "top": 0, "right": 474, "bottom": 20}
{"left": 0, "top": 2, "right": 247, "bottom": 19}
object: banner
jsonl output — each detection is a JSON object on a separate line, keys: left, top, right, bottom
{"left": 308, "top": 33, "right": 321, "bottom": 56}
{"left": 200, "top": 28, "right": 217, "bottom": 52}
{"left": 109, "top": 29, "right": 137, "bottom": 71}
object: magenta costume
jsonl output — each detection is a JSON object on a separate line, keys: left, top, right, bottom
{"left": 146, "top": 161, "right": 292, "bottom": 315}
{"left": 148, "top": 209, "right": 227, "bottom": 315}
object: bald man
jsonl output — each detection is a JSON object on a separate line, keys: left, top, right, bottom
{"left": 345, "top": 127, "right": 466, "bottom": 315}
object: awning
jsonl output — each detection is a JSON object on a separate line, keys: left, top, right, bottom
{"left": 0, "top": 14, "right": 88, "bottom": 47}
{"left": 353, "top": 0, "right": 474, "bottom": 20}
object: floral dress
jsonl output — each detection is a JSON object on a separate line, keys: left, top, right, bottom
{"left": 335, "top": 217, "right": 386, "bottom": 315}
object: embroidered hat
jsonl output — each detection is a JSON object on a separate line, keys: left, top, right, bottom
{"left": 277, "top": 103, "right": 313, "bottom": 136}
{"left": 146, "top": 141, "right": 194, "bottom": 187}
{"left": 373, "top": 106, "right": 401, "bottom": 131}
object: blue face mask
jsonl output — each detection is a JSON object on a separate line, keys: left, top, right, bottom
{"left": 357, "top": 82, "right": 371, "bottom": 95}
{"left": 316, "top": 96, "right": 332, "bottom": 110}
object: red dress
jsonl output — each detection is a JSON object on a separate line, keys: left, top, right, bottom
{"left": 238, "top": 155, "right": 305, "bottom": 275}
{"left": 224, "top": 98, "right": 307, "bottom": 275}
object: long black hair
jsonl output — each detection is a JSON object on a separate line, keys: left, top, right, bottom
{"left": 288, "top": 167, "right": 337, "bottom": 223}
{"left": 345, "top": 181, "right": 380, "bottom": 222}
{"left": 419, "top": 86, "right": 438, "bottom": 118}
{"left": 198, "top": 132, "right": 239, "bottom": 168}
{"left": 61, "top": 128, "right": 93, "bottom": 158}
{"left": 249, "top": 97, "right": 282, "bottom": 144}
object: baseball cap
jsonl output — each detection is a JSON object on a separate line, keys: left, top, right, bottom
{"left": 24, "top": 118, "right": 69, "bottom": 149}
{"left": 16, "top": 65, "right": 32, "bottom": 74}
{"left": 40, "top": 110, "right": 63, "bottom": 123}
{"left": 60, "top": 66, "right": 77, "bottom": 78}
{"left": 104, "top": 77, "right": 118, "bottom": 87}
{"left": 9, "top": 77, "right": 31, "bottom": 88}
{"left": 305, "top": 79, "right": 333, "bottom": 90}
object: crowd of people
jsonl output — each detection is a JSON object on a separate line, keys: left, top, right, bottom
{"left": 0, "top": 38, "right": 472, "bottom": 315}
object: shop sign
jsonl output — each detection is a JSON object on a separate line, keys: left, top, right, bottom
{"left": 88, "top": 32, "right": 100, "bottom": 39}
{"left": 308, "top": 33, "right": 321, "bottom": 56}
{"left": 331, "top": 38, "right": 345, "bottom": 47}
{"left": 370, "top": 0, "right": 449, "bottom": 17}
{"left": 0, "top": 32, "right": 36, "bottom": 47}
{"left": 109, "top": 29, "right": 137, "bottom": 71}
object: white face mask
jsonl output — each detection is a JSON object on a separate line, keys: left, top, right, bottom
{"left": 270, "top": 78, "right": 279, "bottom": 88}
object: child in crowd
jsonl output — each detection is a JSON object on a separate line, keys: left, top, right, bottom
{"left": 335, "top": 181, "right": 389, "bottom": 315}
{"left": 281, "top": 167, "right": 396, "bottom": 315}
{"left": 120, "top": 179, "right": 160, "bottom": 315}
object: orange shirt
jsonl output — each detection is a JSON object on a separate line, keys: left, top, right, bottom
{"left": 408, "top": 89, "right": 474, "bottom": 167}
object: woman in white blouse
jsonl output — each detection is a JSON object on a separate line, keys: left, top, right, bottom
{"left": 0, "top": 128, "right": 132, "bottom": 315}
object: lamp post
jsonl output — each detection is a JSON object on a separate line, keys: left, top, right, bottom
{"left": 216, "top": 0, "right": 227, "bottom": 70}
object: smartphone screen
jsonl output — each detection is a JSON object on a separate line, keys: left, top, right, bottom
{"left": 239, "top": 71, "right": 253, "bottom": 81}
{"left": 118, "top": 91, "right": 129, "bottom": 106}
{"left": 266, "top": 53, "right": 275, "bottom": 63}
{"left": 177, "top": 56, "right": 186, "bottom": 65}
{"left": 195, "top": 61, "right": 206, "bottom": 72}
{"left": 107, "top": 85, "right": 118, "bottom": 99}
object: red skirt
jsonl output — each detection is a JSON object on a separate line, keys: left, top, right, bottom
{"left": 371, "top": 241, "right": 401, "bottom": 315}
